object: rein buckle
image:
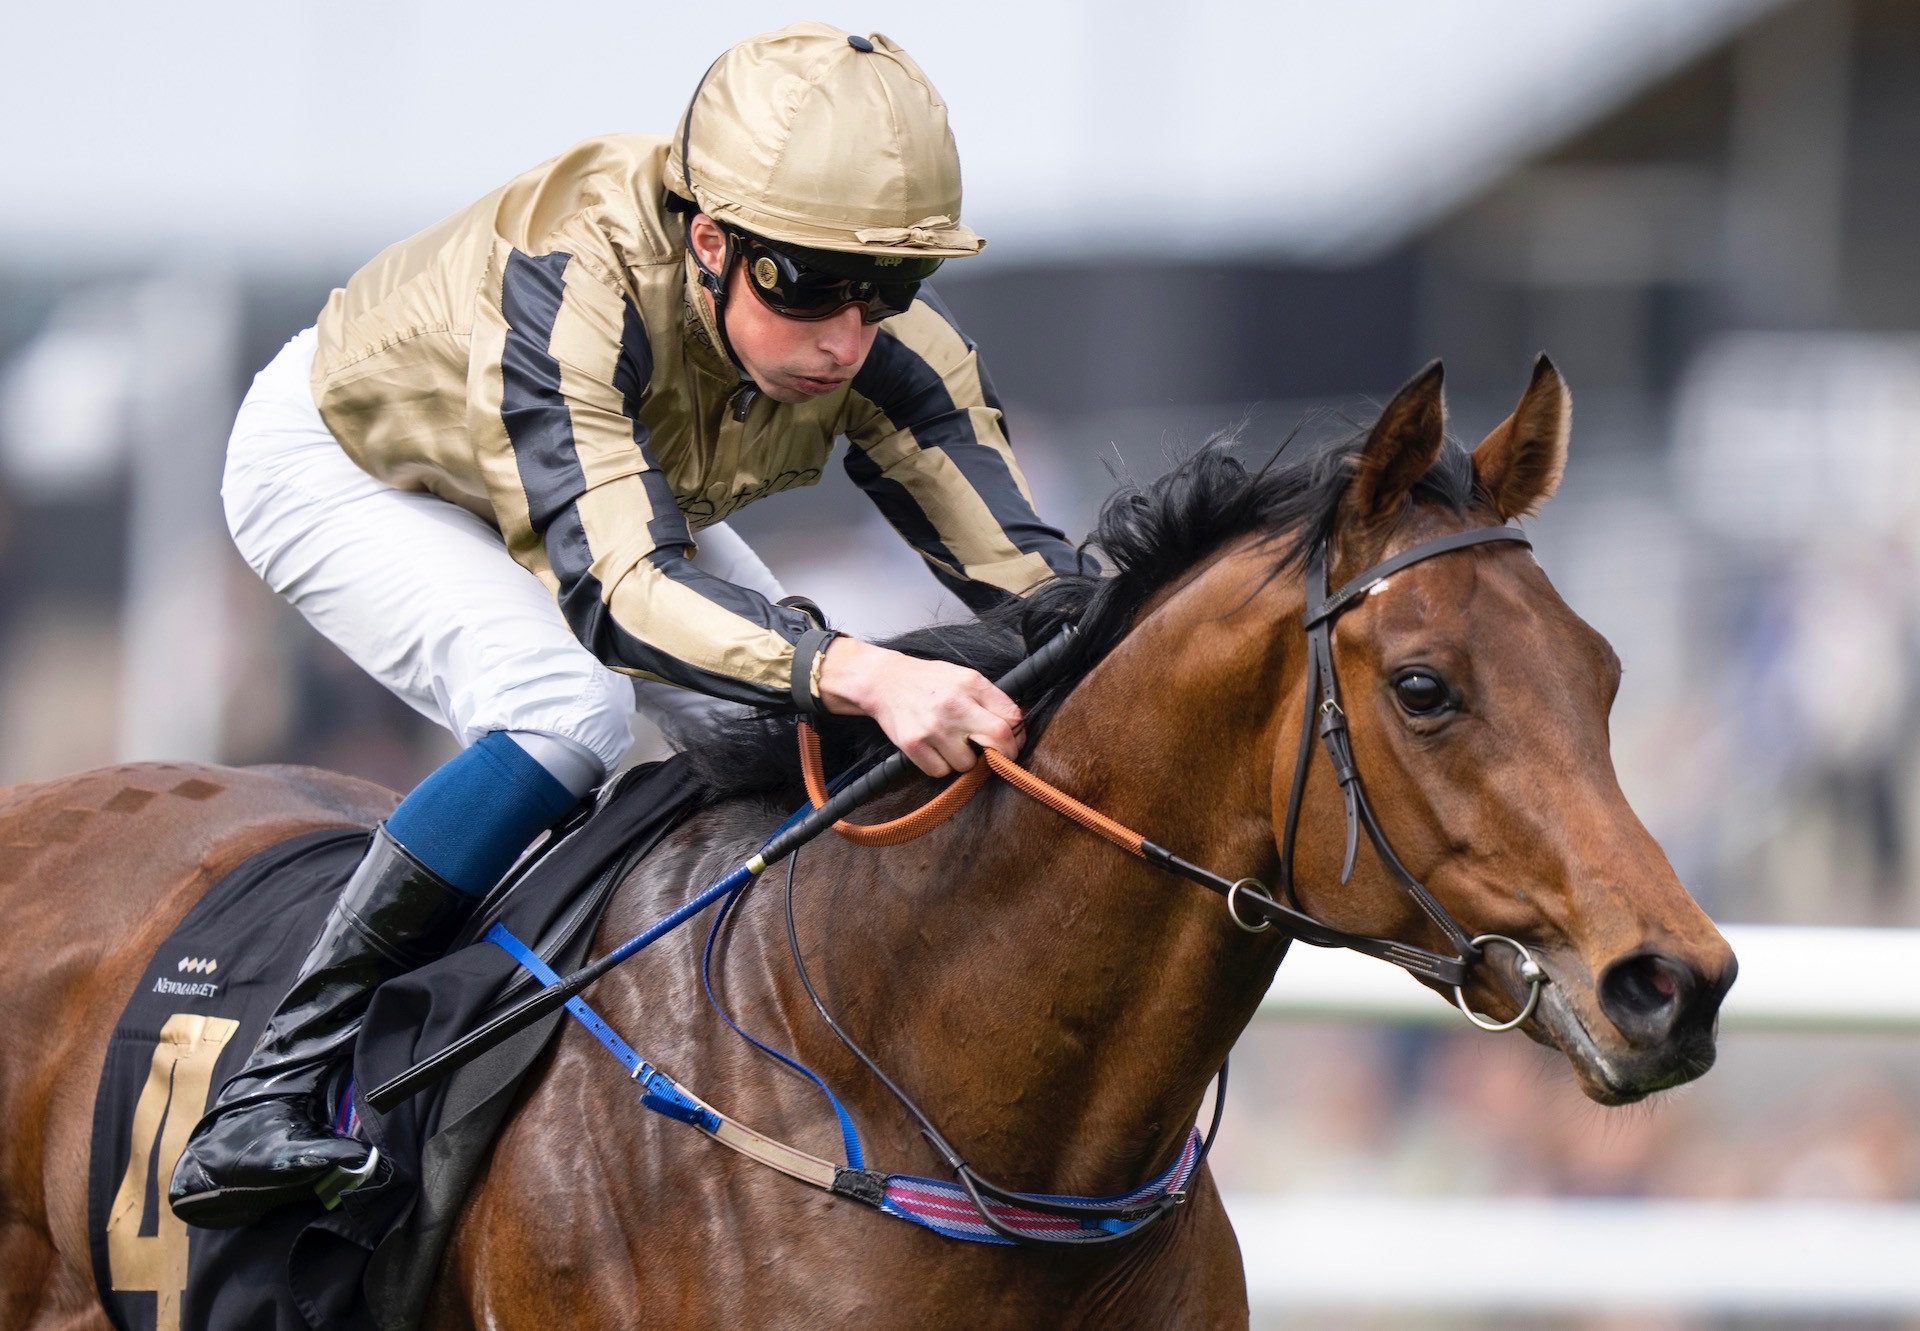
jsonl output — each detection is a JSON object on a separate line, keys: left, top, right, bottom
{"left": 1224, "top": 878, "right": 1273, "bottom": 934}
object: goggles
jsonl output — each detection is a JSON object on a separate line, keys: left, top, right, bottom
{"left": 732, "top": 231, "right": 936, "bottom": 324}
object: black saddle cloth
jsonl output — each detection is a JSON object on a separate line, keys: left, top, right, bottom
{"left": 87, "top": 757, "right": 706, "bottom": 1331}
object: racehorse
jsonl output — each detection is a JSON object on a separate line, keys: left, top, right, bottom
{"left": 0, "top": 358, "right": 1734, "bottom": 1329}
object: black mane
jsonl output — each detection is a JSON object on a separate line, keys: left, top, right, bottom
{"left": 674, "top": 430, "right": 1481, "bottom": 801}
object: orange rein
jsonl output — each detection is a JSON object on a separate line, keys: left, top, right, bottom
{"left": 795, "top": 722, "right": 1147, "bottom": 858}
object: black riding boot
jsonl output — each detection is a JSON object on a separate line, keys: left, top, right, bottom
{"left": 167, "top": 824, "right": 475, "bottom": 1228}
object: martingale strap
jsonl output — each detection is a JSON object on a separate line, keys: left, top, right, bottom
{"left": 484, "top": 924, "right": 1206, "bottom": 1245}
{"left": 698, "top": 876, "right": 868, "bottom": 1170}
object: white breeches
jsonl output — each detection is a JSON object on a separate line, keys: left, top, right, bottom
{"left": 221, "top": 327, "right": 785, "bottom": 776}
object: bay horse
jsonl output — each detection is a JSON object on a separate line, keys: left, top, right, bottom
{"left": 0, "top": 358, "right": 1734, "bottom": 1329}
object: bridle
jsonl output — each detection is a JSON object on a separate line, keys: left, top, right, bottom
{"left": 1087, "top": 524, "right": 1549, "bottom": 1028}
{"left": 783, "top": 521, "right": 1554, "bottom": 1244}
{"left": 1263, "top": 524, "right": 1549, "bottom": 1030}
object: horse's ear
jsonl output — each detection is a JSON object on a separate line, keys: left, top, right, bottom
{"left": 1473, "top": 354, "right": 1571, "bottom": 520}
{"left": 1347, "top": 360, "right": 1448, "bottom": 526}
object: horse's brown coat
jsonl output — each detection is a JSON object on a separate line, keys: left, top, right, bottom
{"left": 0, "top": 764, "right": 394, "bottom": 1330}
{"left": 0, "top": 364, "right": 1732, "bottom": 1329}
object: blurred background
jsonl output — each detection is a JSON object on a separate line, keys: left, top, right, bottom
{"left": 4, "top": 1, "right": 1919, "bottom": 1325}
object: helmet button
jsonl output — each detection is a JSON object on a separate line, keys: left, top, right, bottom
{"left": 847, "top": 34, "right": 875, "bottom": 52}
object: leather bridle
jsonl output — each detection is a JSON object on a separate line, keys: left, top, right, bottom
{"left": 1101, "top": 527, "right": 1547, "bottom": 1009}
{"left": 1276, "top": 528, "right": 1533, "bottom": 972}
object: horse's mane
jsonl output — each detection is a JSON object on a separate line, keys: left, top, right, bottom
{"left": 674, "top": 430, "right": 1482, "bottom": 801}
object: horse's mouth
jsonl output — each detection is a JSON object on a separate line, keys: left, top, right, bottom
{"left": 1525, "top": 956, "right": 1719, "bottom": 1106}
{"left": 1533, "top": 980, "right": 1651, "bottom": 1105}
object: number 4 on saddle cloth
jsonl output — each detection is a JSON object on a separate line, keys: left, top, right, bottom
{"left": 86, "top": 760, "right": 704, "bottom": 1331}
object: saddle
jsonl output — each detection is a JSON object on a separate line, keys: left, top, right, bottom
{"left": 86, "top": 758, "right": 706, "bottom": 1331}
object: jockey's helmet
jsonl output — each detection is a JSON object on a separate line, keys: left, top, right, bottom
{"left": 666, "top": 21, "right": 985, "bottom": 283}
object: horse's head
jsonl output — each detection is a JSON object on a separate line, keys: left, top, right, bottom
{"left": 1273, "top": 357, "right": 1734, "bottom": 1104}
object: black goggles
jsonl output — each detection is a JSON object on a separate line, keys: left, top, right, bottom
{"left": 731, "top": 231, "right": 937, "bottom": 324}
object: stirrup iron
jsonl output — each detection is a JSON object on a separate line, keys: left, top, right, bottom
{"left": 314, "top": 1146, "right": 382, "bottom": 1211}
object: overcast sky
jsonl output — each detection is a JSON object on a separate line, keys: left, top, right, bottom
{"left": 1, "top": 0, "right": 1777, "bottom": 271}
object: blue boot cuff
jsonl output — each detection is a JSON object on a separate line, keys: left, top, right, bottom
{"left": 385, "top": 732, "right": 581, "bottom": 896}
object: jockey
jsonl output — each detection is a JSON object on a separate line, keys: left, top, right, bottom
{"left": 169, "top": 22, "right": 1082, "bottom": 1228}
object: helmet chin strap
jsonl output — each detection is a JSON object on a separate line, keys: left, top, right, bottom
{"left": 684, "top": 217, "right": 752, "bottom": 382}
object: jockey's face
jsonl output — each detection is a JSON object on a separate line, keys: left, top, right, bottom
{"left": 688, "top": 213, "right": 880, "bottom": 404}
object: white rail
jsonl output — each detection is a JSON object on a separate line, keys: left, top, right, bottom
{"left": 1238, "top": 923, "right": 1920, "bottom": 1318}
{"left": 1223, "top": 1197, "right": 1920, "bottom": 1314}
{"left": 1259, "top": 924, "right": 1920, "bottom": 1032}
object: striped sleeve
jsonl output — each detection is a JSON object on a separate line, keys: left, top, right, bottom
{"left": 470, "top": 246, "right": 824, "bottom": 710}
{"left": 843, "top": 288, "right": 1083, "bottom": 612}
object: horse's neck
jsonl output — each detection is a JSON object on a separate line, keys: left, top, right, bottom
{"left": 813, "top": 550, "right": 1297, "bottom": 1194}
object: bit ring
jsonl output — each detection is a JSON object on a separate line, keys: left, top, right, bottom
{"left": 1452, "top": 933, "right": 1547, "bottom": 1032}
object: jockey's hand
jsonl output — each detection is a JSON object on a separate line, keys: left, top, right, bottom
{"left": 815, "top": 637, "right": 1023, "bottom": 778}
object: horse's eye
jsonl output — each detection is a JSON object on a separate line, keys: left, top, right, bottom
{"left": 1394, "top": 671, "right": 1450, "bottom": 715}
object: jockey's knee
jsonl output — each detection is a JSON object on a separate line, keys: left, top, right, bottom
{"left": 503, "top": 730, "right": 606, "bottom": 799}
{"left": 455, "top": 665, "right": 637, "bottom": 786}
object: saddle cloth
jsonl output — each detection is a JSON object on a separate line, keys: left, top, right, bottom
{"left": 86, "top": 757, "right": 706, "bottom": 1331}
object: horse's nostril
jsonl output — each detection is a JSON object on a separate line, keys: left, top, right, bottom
{"left": 1598, "top": 953, "right": 1696, "bottom": 1045}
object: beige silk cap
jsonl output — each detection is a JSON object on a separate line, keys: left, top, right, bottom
{"left": 666, "top": 21, "right": 985, "bottom": 260}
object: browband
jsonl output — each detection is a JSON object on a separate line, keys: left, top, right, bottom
{"left": 1306, "top": 527, "right": 1531, "bottom": 629}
